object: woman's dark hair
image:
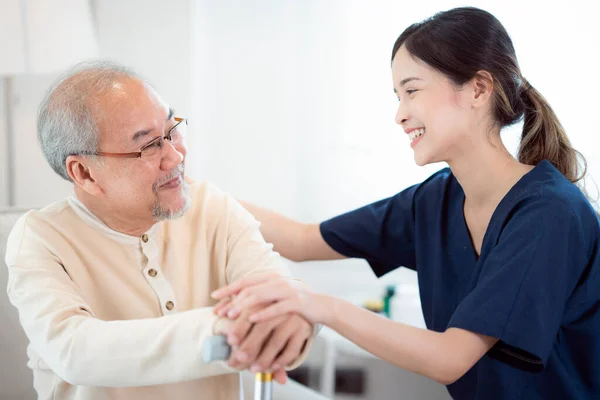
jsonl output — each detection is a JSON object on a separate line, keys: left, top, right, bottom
{"left": 392, "top": 6, "right": 586, "bottom": 185}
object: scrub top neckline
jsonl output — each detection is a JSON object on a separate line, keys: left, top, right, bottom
{"left": 456, "top": 160, "right": 550, "bottom": 262}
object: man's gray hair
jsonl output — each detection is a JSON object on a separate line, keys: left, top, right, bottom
{"left": 37, "top": 60, "right": 142, "bottom": 181}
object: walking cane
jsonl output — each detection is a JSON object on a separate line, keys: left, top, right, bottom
{"left": 203, "top": 335, "right": 273, "bottom": 400}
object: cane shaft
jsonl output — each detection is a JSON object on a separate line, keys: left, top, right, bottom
{"left": 254, "top": 373, "right": 273, "bottom": 400}
{"left": 203, "top": 336, "right": 274, "bottom": 400}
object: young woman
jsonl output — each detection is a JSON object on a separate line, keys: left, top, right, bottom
{"left": 212, "top": 7, "right": 600, "bottom": 399}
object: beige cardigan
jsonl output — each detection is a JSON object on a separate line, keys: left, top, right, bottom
{"left": 5, "top": 180, "right": 311, "bottom": 400}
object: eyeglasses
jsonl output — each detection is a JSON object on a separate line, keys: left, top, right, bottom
{"left": 92, "top": 117, "right": 187, "bottom": 161}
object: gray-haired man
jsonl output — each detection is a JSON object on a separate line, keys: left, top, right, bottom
{"left": 5, "top": 61, "right": 314, "bottom": 400}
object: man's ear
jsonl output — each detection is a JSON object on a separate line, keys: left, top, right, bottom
{"left": 65, "top": 155, "right": 103, "bottom": 196}
{"left": 470, "top": 70, "right": 494, "bottom": 108}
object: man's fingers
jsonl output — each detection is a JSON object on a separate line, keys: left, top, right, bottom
{"left": 227, "top": 345, "right": 244, "bottom": 369}
{"left": 250, "top": 319, "right": 298, "bottom": 372}
{"left": 273, "top": 368, "right": 288, "bottom": 384}
{"left": 236, "top": 316, "right": 286, "bottom": 368}
{"left": 271, "top": 331, "right": 308, "bottom": 371}
{"left": 227, "top": 314, "right": 253, "bottom": 346}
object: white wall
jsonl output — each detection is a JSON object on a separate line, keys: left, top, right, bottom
{"left": 6, "top": 0, "right": 192, "bottom": 208}
{"left": 94, "top": 0, "right": 192, "bottom": 117}
{"left": 191, "top": 0, "right": 600, "bottom": 213}
{"left": 10, "top": 75, "right": 73, "bottom": 207}
{"left": 0, "top": 79, "right": 8, "bottom": 206}
{"left": 190, "top": 0, "right": 600, "bottom": 297}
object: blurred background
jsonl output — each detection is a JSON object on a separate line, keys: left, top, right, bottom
{"left": 1, "top": 0, "right": 598, "bottom": 399}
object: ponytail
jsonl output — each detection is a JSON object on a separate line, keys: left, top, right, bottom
{"left": 518, "top": 79, "right": 586, "bottom": 185}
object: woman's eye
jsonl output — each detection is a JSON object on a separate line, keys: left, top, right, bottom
{"left": 407, "top": 89, "right": 418, "bottom": 95}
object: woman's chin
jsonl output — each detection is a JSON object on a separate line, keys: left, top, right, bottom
{"left": 413, "top": 153, "right": 431, "bottom": 167}
{"left": 413, "top": 147, "right": 444, "bottom": 167}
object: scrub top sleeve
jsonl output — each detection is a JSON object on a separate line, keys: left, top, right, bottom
{"left": 320, "top": 183, "right": 419, "bottom": 276}
{"left": 448, "top": 199, "right": 586, "bottom": 372}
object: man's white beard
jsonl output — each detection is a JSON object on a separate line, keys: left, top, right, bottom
{"left": 152, "top": 180, "right": 191, "bottom": 221}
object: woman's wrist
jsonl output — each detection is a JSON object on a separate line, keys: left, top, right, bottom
{"left": 312, "top": 293, "right": 340, "bottom": 326}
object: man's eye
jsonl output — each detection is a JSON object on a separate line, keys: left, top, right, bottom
{"left": 145, "top": 138, "right": 163, "bottom": 149}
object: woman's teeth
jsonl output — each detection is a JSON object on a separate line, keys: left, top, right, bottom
{"left": 409, "top": 128, "right": 426, "bottom": 142}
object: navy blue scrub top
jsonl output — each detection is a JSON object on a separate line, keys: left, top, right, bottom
{"left": 320, "top": 160, "right": 600, "bottom": 399}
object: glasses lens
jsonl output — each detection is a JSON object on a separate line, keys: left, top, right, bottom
{"left": 169, "top": 120, "right": 187, "bottom": 144}
{"left": 140, "top": 137, "right": 164, "bottom": 160}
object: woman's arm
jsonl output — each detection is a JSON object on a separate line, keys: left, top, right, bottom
{"left": 238, "top": 200, "right": 346, "bottom": 261}
{"left": 212, "top": 274, "right": 498, "bottom": 385}
{"left": 326, "top": 297, "right": 498, "bottom": 385}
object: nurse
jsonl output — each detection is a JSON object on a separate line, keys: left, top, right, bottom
{"left": 212, "top": 6, "right": 600, "bottom": 399}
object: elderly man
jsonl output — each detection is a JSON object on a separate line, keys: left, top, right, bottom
{"left": 4, "top": 61, "right": 314, "bottom": 400}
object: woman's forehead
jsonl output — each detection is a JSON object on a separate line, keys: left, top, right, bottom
{"left": 392, "top": 48, "right": 429, "bottom": 83}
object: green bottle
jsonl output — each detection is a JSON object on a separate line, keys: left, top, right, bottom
{"left": 383, "top": 284, "right": 396, "bottom": 318}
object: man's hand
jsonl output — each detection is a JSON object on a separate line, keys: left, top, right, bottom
{"left": 225, "top": 305, "right": 312, "bottom": 383}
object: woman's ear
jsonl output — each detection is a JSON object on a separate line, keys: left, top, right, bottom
{"left": 66, "top": 154, "right": 103, "bottom": 196}
{"left": 470, "top": 70, "right": 494, "bottom": 108}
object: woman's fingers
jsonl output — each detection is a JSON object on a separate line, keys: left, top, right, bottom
{"left": 211, "top": 273, "right": 277, "bottom": 299}
{"left": 250, "top": 299, "right": 299, "bottom": 322}
{"left": 217, "top": 303, "right": 234, "bottom": 317}
{"left": 227, "top": 284, "right": 294, "bottom": 318}
{"left": 213, "top": 297, "right": 232, "bottom": 315}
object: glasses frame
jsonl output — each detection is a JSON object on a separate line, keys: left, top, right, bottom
{"left": 93, "top": 117, "right": 187, "bottom": 159}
